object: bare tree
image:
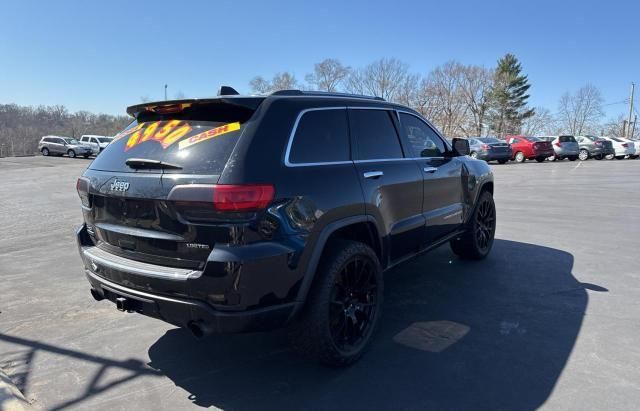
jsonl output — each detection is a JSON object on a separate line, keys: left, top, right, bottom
{"left": 0, "top": 104, "right": 130, "bottom": 157}
{"left": 249, "top": 76, "right": 272, "bottom": 94}
{"left": 601, "top": 115, "right": 626, "bottom": 137}
{"left": 346, "top": 58, "right": 409, "bottom": 100}
{"left": 557, "top": 84, "right": 604, "bottom": 135}
{"left": 427, "top": 61, "right": 468, "bottom": 137}
{"left": 249, "top": 72, "right": 298, "bottom": 94}
{"left": 393, "top": 73, "right": 421, "bottom": 109}
{"left": 458, "top": 65, "right": 493, "bottom": 136}
{"left": 520, "top": 107, "right": 556, "bottom": 136}
{"left": 271, "top": 72, "right": 298, "bottom": 91}
{"left": 414, "top": 77, "right": 441, "bottom": 121}
{"left": 344, "top": 69, "right": 366, "bottom": 95}
{"left": 305, "top": 58, "right": 351, "bottom": 92}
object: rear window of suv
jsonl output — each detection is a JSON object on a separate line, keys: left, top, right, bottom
{"left": 89, "top": 101, "right": 257, "bottom": 174}
{"left": 288, "top": 109, "right": 350, "bottom": 164}
{"left": 559, "top": 136, "right": 576, "bottom": 142}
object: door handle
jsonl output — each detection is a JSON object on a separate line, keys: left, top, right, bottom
{"left": 363, "top": 171, "right": 384, "bottom": 179}
{"left": 423, "top": 167, "right": 437, "bottom": 173}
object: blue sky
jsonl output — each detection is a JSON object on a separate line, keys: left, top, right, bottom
{"left": 1, "top": 0, "right": 638, "bottom": 118}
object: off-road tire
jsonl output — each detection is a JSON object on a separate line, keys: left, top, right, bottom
{"left": 288, "top": 240, "right": 383, "bottom": 367}
{"left": 450, "top": 190, "right": 496, "bottom": 260}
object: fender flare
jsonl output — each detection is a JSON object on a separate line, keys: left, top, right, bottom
{"left": 464, "top": 179, "right": 494, "bottom": 226}
{"left": 290, "top": 214, "right": 381, "bottom": 317}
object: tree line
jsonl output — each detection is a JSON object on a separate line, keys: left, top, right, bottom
{"left": 250, "top": 54, "right": 638, "bottom": 139}
{"left": 0, "top": 104, "right": 130, "bottom": 157}
{"left": 1, "top": 54, "right": 635, "bottom": 158}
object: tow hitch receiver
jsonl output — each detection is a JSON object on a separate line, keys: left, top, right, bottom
{"left": 115, "top": 297, "right": 130, "bottom": 312}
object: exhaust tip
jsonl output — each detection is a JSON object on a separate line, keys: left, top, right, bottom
{"left": 188, "top": 322, "right": 213, "bottom": 338}
{"left": 90, "top": 288, "right": 104, "bottom": 301}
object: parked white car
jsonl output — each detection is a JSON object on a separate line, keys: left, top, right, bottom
{"left": 80, "top": 135, "right": 114, "bottom": 153}
{"left": 617, "top": 137, "right": 640, "bottom": 159}
{"left": 600, "top": 136, "right": 636, "bottom": 159}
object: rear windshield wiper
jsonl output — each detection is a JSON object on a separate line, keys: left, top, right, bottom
{"left": 125, "top": 158, "right": 183, "bottom": 170}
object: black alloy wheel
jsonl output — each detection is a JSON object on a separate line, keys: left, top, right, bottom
{"left": 474, "top": 194, "right": 496, "bottom": 253}
{"left": 329, "top": 256, "right": 378, "bottom": 352}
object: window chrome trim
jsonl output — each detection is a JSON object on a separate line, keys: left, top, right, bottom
{"left": 284, "top": 106, "right": 351, "bottom": 167}
{"left": 284, "top": 106, "right": 449, "bottom": 168}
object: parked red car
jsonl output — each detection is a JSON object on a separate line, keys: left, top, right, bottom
{"left": 505, "top": 135, "right": 555, "bottom": 163}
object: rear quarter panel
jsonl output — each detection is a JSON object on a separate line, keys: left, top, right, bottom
{"left": 218, "top": 97, "right": 367, "bottom": 301}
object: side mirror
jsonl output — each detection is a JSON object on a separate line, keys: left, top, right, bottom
{"left": 451, "top": 138, "right": 470, "bottom": 156}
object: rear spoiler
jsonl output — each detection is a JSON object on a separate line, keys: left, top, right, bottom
{"left": 126, "top": 96, "right": 265, "bottom": 118}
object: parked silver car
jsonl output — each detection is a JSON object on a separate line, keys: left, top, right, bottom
{"left": 38, "top": 136, "right": 94, "bottom": 158}
{"left": 539, "top": 135, "right": 579, "bottom": 161}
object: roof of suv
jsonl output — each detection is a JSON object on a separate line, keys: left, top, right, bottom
{"left": 126, "top": 89, "right": 396, "bottom": 118}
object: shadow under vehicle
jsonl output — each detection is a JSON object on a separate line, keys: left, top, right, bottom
{"left": 146, "top": 239, "right": 592, "bottom": 410}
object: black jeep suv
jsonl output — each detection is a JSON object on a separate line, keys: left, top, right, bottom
{"left": 76, "top": 88, "right": 495, "bottom": 366}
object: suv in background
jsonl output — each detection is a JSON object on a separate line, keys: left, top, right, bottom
{"left": 505, "top": 135, "right": 555, "bottom": 162}
{"left": 539, "top": 135, "right": 579, "bottom": 161}
{"left": 80, "top": 135, "right": 114, "bottom": 154}
{"left": 575, "top": 135, "right": 615, "bottom": 160}
{"left": 38, "top": 136, "right": 94, "bottom": 158}
{"left": 76, "top": 88, "right": 495, "bottom": 366}
{"left": 468, "top": 137, "right": 512, "bottom": 164}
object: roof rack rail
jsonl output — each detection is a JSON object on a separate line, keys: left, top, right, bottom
{"left": 269, "top": 89, "right": 385, "bottom": 101}
{"left": 269, "top": 89, "right": 304, "bottom": 96}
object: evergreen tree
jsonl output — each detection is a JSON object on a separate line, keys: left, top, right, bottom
{"left": 488, "top": 54, "right": 535, "bottom": 136}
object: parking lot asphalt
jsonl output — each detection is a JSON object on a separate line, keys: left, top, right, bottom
{"left": 1, "top": 156, "right": 639, "bottom": 410}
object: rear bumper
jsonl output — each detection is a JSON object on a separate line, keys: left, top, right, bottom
{"left": 590, "top": 147, "right": 615, "bottom": 156}
{"left": 553, "top": 148, "right": 579, "bottom": 157}
{"left": 477, "top": 151, "right": 512, "bottom": 161}
{"left": 530, "top": 149, "right": 555, "bottom": 158}
{"left": 85, "top": 269, "right": 296, "bottom": 334}
{"left": 76, "top": 223, "right": 302, "bottom": 333}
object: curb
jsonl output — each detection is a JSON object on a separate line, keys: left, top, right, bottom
{"left": 0, "top": 369, "right": 30, "bottom": 411}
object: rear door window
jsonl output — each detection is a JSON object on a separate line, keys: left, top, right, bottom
{"left": 559, "top": 136, "right": 575, "bottom": 143}
{"left": 89, "top": 102, "right": 258, "bottom": 174}
{"left": 288, "top": 109, "right": 350, "bottom": 164}
{"left": 350, "top": 109, "right": 403, "bottom": 160}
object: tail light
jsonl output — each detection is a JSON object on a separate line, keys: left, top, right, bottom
{"left": 213, "top": 185, "right": 275, "bottom": 211}
{"left": 595, "top": 141, "right": 603, "bottom": 146}
{"left": 622, "top": 143, "right": 629, "bottom": 148}
{"left": 168, "top": 184, "right": 275, "bottom": 220}
{"left": 76, "top": 177, "right": 91, "bottom": 208}
{"left": 481, "top": 144, "right": 490, "bottom": 150}
{"left": 554, "top": 141, "right": 561, "bottom": 148}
